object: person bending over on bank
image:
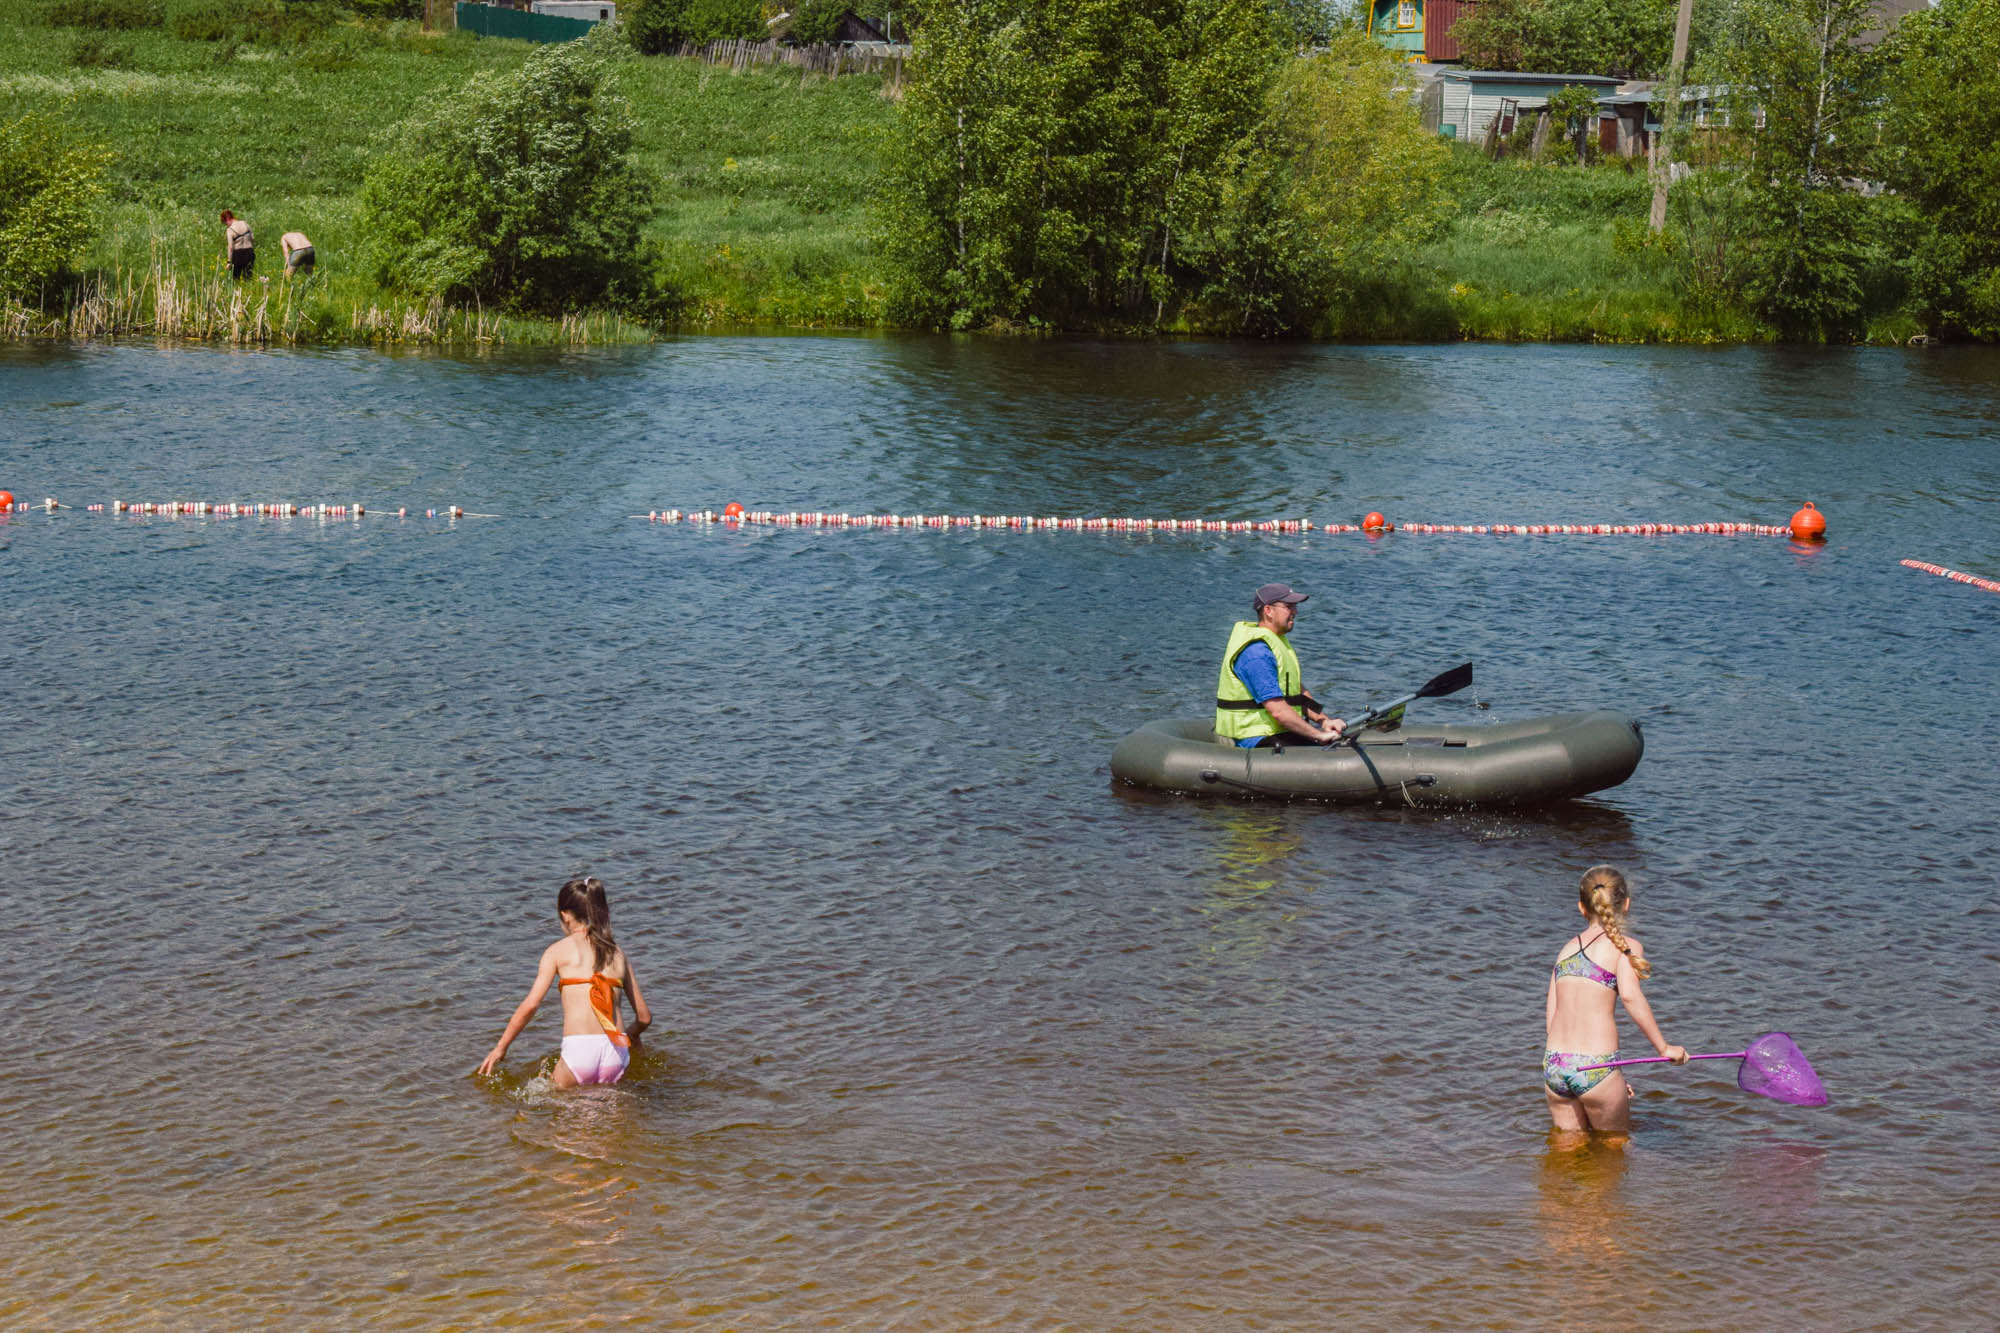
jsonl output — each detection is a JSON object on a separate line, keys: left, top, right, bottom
{"left": 477, "top": 876, "right": 652, "bottom": 1087}
{"left": 280, "top": 230, "right": 314, "bottom": 277}
{"left": 1214, "top": 582, "right": 1345, "bottom": 748}
{"left": 1543, "top": 864, "right": 1687, "bottom": 1135}
{"left": 220, "top": 210, "right": 254, "bottom": 280}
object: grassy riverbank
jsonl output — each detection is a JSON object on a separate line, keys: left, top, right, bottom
{"left": 1331, "top": 155, "right": 1808, "bottom": 344}
{"left": 0, "top": 0, "right": 893, "bottom": 343}
{"left": 0, "top": 0, "right": 1919, "bottom": 345}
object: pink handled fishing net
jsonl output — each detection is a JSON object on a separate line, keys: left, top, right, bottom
{"left": 1737, "top": 1032, "right": 1828, "bottom": 1106}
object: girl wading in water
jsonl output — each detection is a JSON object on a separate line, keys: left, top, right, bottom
{"left": 1543, "top": 865, "right": 1686, "bottom": 1133}
{"left": 478, "top": 877, "right": 651, "bottom": 1087}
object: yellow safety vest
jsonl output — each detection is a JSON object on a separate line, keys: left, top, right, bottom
{"left": 1214, "top": 621, "right": 1310, "bottom": 742}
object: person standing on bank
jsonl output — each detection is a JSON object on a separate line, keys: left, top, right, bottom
{"left": 220, "top": 209, "right": 254, "bottom": 279}
{"left": 280, "top": 230, "right": 314, "bottom": 277}
{"left": 1214, "top": 582, "right": 1346, "bottom": 748}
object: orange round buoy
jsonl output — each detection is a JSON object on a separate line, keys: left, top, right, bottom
{"left": 1788, "top": 502, "right": 1827, "bottom": 541}
{"left": 723, "top": 501, "right": 744, "bottom": 518}
{"left": 1362, "top": 511, "right": 1387, "bottom": 531}
{"left": 0, "top": 490, "right": 14, "bottom": 511}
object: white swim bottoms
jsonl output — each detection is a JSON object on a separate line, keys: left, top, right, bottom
{"left": 560, "top": 1034, "right": 630, "bottom": 1085}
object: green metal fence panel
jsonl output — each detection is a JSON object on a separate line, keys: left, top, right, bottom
{"left": 454, "top": 3, "right": 597, "bottom": 43}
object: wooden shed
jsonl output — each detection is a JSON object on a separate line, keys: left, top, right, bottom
{"left": 1593, "top": 85, "right": 1737, "bottom": 159}
{"left": 1420, "top": 70, "right": 1622, "bottom": 143}
{"left": 768, "top": 9, "right": 890, "bottom": 46}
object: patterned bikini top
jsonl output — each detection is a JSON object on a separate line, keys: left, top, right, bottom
{"left": 559, "top": 973, "right": 629, "bottom": 1047}
{"left": 1551, "top": 931, "right": 1620, "bottom": 991}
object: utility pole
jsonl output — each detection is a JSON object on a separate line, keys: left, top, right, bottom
{"left": 1649, "top": 0, "right": 1696, "bottom": 232}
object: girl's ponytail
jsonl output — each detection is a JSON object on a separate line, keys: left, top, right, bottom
{"left": 558, "top": 876, "right": 619, "bottom": 972}
{"left": 1578, "top": 864, "right": 1652, "bottom": 980}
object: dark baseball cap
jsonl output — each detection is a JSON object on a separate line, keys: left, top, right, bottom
{"left": 1252, "top": 582, "right": 1308, "bottom": 610}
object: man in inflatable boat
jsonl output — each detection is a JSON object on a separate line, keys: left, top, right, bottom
{"left": 1215, "top": 583, "right": 1348, "bottom": 749}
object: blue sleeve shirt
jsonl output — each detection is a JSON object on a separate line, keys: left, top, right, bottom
{"left": 1231, "top": 642, "right": 1284, "bottom": 748}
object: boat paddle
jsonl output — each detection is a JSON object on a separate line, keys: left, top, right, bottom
{"left": 1194, "top": 662, "right": 1474, "bottom": 789}
{"left": 1322, "top": 661, "right": 1473, "bottom": 746}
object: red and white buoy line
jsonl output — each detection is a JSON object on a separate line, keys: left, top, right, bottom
{"left": 643, "top": 509, "right": 1334, "bottom": 533}
{"left": 638, "top": 506, "right": 1816, "bottom": 538}
{"left": 1902, "top": 559, "right": 2000, "bottom": 596}
{"left": 0, "top": 498, "right": 491, "bottom": 519}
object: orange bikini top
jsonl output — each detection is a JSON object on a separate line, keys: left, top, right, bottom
{"left": 559, "top": 973, "right": 629, "bottom": 1047}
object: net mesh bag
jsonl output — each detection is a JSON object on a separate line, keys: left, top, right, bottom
{"left": 1737, "top": 1032, "right": 1828, "bottom": 1107}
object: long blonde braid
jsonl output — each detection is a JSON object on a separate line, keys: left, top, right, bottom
{"left": 1578, "top": 864, "right": 1652, "bottom": 980}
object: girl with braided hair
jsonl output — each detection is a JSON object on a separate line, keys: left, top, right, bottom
{"left": 478, "top": 877, "right": 652, "bottom": 1087}
{"left": 1542, "top": 865, "right": 1686, "bottom": 1133}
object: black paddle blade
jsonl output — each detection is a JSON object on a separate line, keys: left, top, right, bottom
{"left": 1417, "top": 662, "right": 1473, "bottom": 699}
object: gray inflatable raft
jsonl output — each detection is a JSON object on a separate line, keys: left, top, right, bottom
{"left": 1109, "top": 711, "right": 1643, "bottom": 805}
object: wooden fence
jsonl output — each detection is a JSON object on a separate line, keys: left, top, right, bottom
{"left": 673, "top": 38, "right": 908, "bottom": 86}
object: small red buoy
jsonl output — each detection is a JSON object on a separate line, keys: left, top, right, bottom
{"left": 1362, "top": 511, "right": 1388, "bottom": 531}
{"left": 723, "top": 501, "right": 744, "bottom": 518}
{"left": 1789, "top": 502, "right": 1827, "bottom": 541}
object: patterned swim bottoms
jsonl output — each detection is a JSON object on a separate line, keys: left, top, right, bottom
{"left": 1543, "top": 1049, "right": 1619, "bottom": 1099}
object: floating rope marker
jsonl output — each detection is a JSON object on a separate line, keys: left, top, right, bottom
{"left": 639, "top": 508, "right": 1807, "bottom": 538}
{"left": 1902, "top": 559, "right": 2000, "bottom": 596}
{"left": 1, "top": 496, "right": 481, "bottom": 521}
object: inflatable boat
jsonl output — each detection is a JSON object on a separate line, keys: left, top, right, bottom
{"left": 1109, "top": 711, "right": 1644, "bottom": 805}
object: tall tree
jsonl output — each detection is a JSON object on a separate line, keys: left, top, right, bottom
{"left": 1450, "top": 0, "right": 1701, "bottom": 80}
{"left": 358, "top": 34, "right": 661, "bottom": 313}
{"left": 1707, "top": 0, "right": 1883, "bottom": 339}
{"left": 1880, "top": 0, "right": 2000, "bottom": 338}
{"left": 877, "top": 1, "right": 1447, "bottom": 332}
{"left": 1186, "top": 32, "right": 1451, "bottom": 333}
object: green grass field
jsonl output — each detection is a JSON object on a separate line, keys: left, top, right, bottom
{"left": 0, "top": 0, "right": 896, "bottom": 342}
{"left": 3, "top": 0, "right": 1918, "bottom": 344}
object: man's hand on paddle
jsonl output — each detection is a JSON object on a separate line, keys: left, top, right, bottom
{"left": 1263, "top": 698, "right": 1344, "bottom": 744}
{"left": 1303, "top": 697, "right": 1345, "bottom": 744}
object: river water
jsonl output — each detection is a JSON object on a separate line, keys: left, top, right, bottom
{"left": 2, "top": 338, "right": 1996, "bottom": 1329}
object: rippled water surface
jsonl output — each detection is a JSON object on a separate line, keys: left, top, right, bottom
{"left": 3, "top": 339, "right": 1997, "bottom": 1329}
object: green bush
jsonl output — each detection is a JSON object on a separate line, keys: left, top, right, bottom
{"left": 619, "top": 0, "right": 676, "bottom": 53}
{"left": 683, "top": 0, "right": 762, "bottom": 41}
{"left": 167, "top": 0, "right": 336, "bottom": 45}
{"left": 1546, "top": 85, "right": 1600, "bottom": 164}
{"left": 1449, "top": 0, "right": 1720, "bottom": 80}
{"left": 785, "top": 0, "right": 849, "bottom": 45}
{"left": 0, "top": 110, "right": 114, "bottom": 308}
{"left": 68, "top": 32, "right": 139, "bottom": 66}
{"left": 40, "top": 0, "right": 163, "bottom": 30}
{"left": 621, "top": 0, "right": 762, "bottom": 54}
{"left": 345, "top": 0, "right": 420, "bottom": 18}
{"left": 358, "top": 36, "right": 672, "bottom": 316}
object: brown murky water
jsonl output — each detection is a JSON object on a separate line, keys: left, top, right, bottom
{"left": 3, "top": 340, "right": 1996, "bottom": 1328}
